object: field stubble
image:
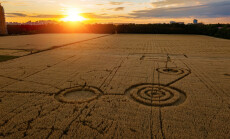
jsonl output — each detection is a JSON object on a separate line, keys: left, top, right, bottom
{"left": 0, "top": 34, "right": 229, "bottom": 138}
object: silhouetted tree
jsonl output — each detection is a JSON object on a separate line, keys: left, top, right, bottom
{"left": 7, "top": 23, "right": 230, "bottom": 39}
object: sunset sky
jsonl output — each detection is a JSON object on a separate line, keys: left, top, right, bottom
{"left": 2, "top": 0, "right": 230, "bottom": 24}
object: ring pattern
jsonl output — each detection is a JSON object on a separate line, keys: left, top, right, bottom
{"left": 157, "top": 67, "right": 186, "bottom": 75}
{"left": 55, "top": 86, "right": 102, "bottom": 104}
{"left": 127, "top": 84, "right": 186, "bottom": 107}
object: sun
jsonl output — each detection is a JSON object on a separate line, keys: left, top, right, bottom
{"left": 61, "top": 8, "right": 86, "bottom": 22}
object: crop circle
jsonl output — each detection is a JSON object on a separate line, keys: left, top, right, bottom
{"left": 55, "top": 86, "right": 102, "bottom": 104}
{"left": 157, "top": 67, "right": 185, "bottom": 75}
{"left": 126, "top": 84, "right": 186, "bottom": 107}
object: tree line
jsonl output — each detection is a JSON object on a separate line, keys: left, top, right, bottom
{"left": 7, "top": 23, "right": 230, "bottom": 39}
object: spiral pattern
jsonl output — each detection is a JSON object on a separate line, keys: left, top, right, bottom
{"left": 127, "top": 84, "right": 186, "bottom": 107}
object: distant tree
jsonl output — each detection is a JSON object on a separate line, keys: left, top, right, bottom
{"left": 6, "top": 23, "right": 230, "bottom": 39}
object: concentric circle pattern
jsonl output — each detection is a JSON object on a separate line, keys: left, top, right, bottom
{"left": 55, "top": 86, "right": 102, "bottom": 104}
{"left": 126, "top": 84, "right": 186, "bottom": 107}
{"left": 157, "top": 67, "right": 185, "bottom": 75}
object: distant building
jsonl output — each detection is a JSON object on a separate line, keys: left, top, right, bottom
{"left": 170, "top": 21, "right": 184, "bottom": 24}
{"left": 114, "top": 23, "right": 135, "bottom": 25}
{"left": 7, "top": 22, "right": 22, "bottom": 25}
{"left": 177, "top": 22, "right": 184, "bottom": 24}
{"left": 23, "top": 20, "right": 58, "bottom": 25}
{"left": 7, "top": 20, "right": 59, "bottom": 25}
{"left": 170, "top": 21, "right": 176, "bottom": 24}
{"left": 193, "top": 19, "right": 198, "bottom": 24}
{"left": 0, "top": 3, "right": 7, "bottom": 35}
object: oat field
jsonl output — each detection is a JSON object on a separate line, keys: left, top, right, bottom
{"left": 0, "top": 34, "right": 229, "bottom": 138}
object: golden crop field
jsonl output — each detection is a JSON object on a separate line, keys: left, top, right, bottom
{"left": 0, "top": 34, "right": 229, "bottom": 138}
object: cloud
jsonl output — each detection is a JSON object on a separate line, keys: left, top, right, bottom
{"left": 5, "top": 12, "right": 116, "bottom": 19}
{"left": 96, "top": 4, "right": 104, "bottom": 6}
{"left": 81, "top": 12, "right": 128, "bottom": 19}
{"left": 30, "top": 14, "right": 64, "bottom": 18}
{"left": 3, "top": 1, "right": 31, "bottom": 6}
{"left": 106, "top": 7, "right": 125, "bottom": 11}
{"left": 109, "top": 1, "right": 125, "bottom": 5}
{"left": 6, "top": 12, "right": 64, "bottom": 18}
{"left": 130, "top": 1, "right": 230, "bottom": 18}
{"left": 151, "top": 0, "right": 195, "bottom": 7}
{"left": 6, "top": 13, "right": 27, "bottom": 17}
{"left": 81, "top": 13, "right": 104, "bottom": 18}
{"left": 151, "top": 0, "right": 226, "bottom": 7}
{"left": 114, "top": 7, "right": 125, "bottom": 11}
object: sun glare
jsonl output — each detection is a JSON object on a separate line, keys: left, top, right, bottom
{"left": 61, "top": 8, "right": 86, "bottom": 22}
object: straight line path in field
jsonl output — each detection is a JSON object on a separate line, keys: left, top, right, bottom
{"left": 25, "top": 34, "right": 112, "bottom": 56}
{"left": 0, "top": 34, "right": 112, "bottom": 61}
